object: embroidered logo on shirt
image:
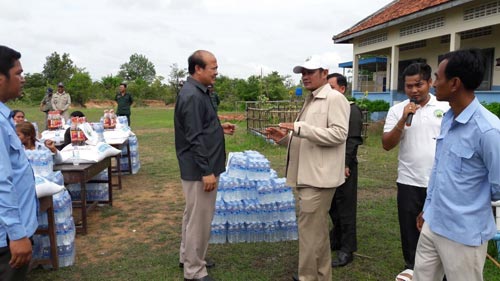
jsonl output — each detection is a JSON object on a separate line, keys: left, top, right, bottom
{"left": 434, "top": 109, "right": 444, "bottom": 118}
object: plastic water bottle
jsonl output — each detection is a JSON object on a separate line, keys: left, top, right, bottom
{"left": 72, "top": 147, "right": 80, "bottom": 166}
{"left": 54, "top": 129, "right": 61, "bottom": 145}
{"left": 227, "top": 223, "right": 237, "bottom": 243}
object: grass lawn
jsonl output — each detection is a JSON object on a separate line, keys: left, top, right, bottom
{"left": 9, "top": 105, "right": 499, "bottom": 280}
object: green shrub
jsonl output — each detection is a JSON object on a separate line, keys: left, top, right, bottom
{"left": 354, "top": 98, "right": 390, "bottom": 113}
{"left": 483, "top": 102, "right": 500, "bottom": 118}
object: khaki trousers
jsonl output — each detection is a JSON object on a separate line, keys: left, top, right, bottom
{"left": 413, "top": 222, "right": 488, "bottom": 281}
{"left": 179, "top": 180, "right": 217, "bottom": 279}
{"left": 297, "top": 186, "right": 336, "bottom": 281}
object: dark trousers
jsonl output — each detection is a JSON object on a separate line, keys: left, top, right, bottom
{"left": 397, "top": 182, "right": 427, "bottom": 270}
{"left": 328, "top": 163, "right": 358, "bottom": 254}
{"left": 118, "top": 114, "right": 130, "bottom": 126}
{"left": 0, "top": 245, "right": 29, "bottom": 281}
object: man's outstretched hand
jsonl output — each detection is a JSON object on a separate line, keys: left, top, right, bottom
{"left": 222, "top": 122, "right": 236, "bottom": 135}
{"left": 265, "top": 127, "right": 288, "bottom": 143}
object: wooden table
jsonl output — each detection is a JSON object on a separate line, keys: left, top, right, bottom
{"left": 106, "top": 137, "right": 132, "bottom": 175}
{"left": 53, "top": 157, "right": 113, "bottom": 235}
{"left": 107, "top": 138, "right": 130, "bottom": 190}
{"left": 31, "top": 195, "right": 58, "bottom": 270}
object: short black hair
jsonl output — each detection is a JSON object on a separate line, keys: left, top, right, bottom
{"left": 402, "top": 62, "right": 432, "bottom": 81}
{"left": 120, "top": 82, "right": 127, "bottom": 88}
{"left": 327, "top": 73, "right": 348, "bottom": 88}
{"left": 441, "top": 48, "right": 485, "bottom": 91}
{"left": 188, "top": 50, "right": 207, "bottom": 75}
{"left": 70, "top": 110, "right": 85, "bottom": 118}
{"left": 0, "top": 45, "right": 21, "bottom": 79}
{"left": 11, "top": 109, "right": 24, "bottom": 117}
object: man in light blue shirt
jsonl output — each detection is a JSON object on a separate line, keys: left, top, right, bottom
{"left": 0, "top": 45, "right": 38, "bottom": 281}
{"left": 413, "top": 49, "right": 500, "bottom": 281}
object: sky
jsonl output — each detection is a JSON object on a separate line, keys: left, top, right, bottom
{"left": 1, "top": 0, "right": 394, "bottom": 83}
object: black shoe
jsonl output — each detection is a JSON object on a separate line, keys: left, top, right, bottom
{"left": 332, "top": 251, "right": 353, "bottom": 267}
{"left": 184, "top": 275, "right": 215, "bottom": 281}
{"left": 292, "top": 273, "right": 299, "bottom": 281}
{"left": 179, "top": 259, "right": 216, "bottom": 269}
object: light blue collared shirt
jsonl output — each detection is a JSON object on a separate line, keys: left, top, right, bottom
{"left": 423, "top": 98, "right": 500, "bottom": 246}
{"left": 0, "top": 102, "right": 38, "bottom": 247}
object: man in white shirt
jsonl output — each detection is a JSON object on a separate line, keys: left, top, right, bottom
{"left": 382, "top": 62, "right": 449, "bottom": 281}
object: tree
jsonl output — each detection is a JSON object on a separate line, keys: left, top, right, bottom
{"left": 24, "top": 73, "right": 47, "bottom": 89}
{"left": 42, "top": 52, "right": 77, "bottom": 85}
{"left": 261, "top": 71, "right": 289, "bottom": 101}
{"left": 118, "top": 53, "right": 156, "bottom": 84}
{"left": 67, "top": 70, "right": 93, "bottom": 106}
{"left": 101, "top": 75, "right": 122, "bottom": 90}
{"left": 167, "top": 63, "right": 187, "bottom": 102}
{"left": 241, "top": 75, "right": 261, "bottom": 101}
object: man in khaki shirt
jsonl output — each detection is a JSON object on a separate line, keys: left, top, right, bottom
{"left": 51, "top": 82, "right": 71, "bottom": 121}
{"left": 267, "top": 55, "right": 350, "bottom": 281}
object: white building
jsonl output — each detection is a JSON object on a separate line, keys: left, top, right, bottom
{"left": 334, "top": 0, "right": 500, "bottom": 104}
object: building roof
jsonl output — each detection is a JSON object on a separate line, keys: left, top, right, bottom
{"left": 339, "top": 57, "right": 387, "bottom": 68}
{"left": 334, "top": 0, "right": 454, "bottom": 42}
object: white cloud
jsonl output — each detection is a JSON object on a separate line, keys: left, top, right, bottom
{"left": 2, "top": 0, "right": 393, "bottom": 83}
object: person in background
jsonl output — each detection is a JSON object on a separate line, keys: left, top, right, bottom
{"left": 327, "top": 73, "right": 363, "bottom": 267}
{"left": 0, "top": 45, "right": 38, "bottom": 281}
{"left": 208, "top": 85, "right": 220, "bottom": 113}
{"left": 266, "top": 55, "right": 350, "bottom": 281}
{"left": 115, "top": 82, "right": 133, "bottom": 126}
{"left": 51, "top": 82, "right": 71, "bottom": 121}
{"left": 11, "top": 109, "right": 25, "bottom": 125}
{"left": 175, "top": 50, "right": 235, "bottom": 281}
{"left": 40, "top": 87, "right": 53, "bottom": 129}
{"left": 381, "top": 62, "right": 449, "bottom": 281}
{"left": 16, "top": 121, "right": 62, "bottom": 164}
{"left": 413, "top": 48, "right": 500, "bottom": 281}
{"left": 62, "top": 110, "right": 85, "bottom": 149}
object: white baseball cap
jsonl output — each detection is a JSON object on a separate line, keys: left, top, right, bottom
{"left": 293, "top": 55, "right": 329, "bottom": 73}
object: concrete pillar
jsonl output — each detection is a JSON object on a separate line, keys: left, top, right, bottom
{"left": 352, "top": 54, "right": 359, "bottom": 92}
{"left": 390, "top": 45, "right": 400, "bottom": 103}
{"left": 450, "top": 32, "right": 461, "bottom": 51}
{"left": 386, "top": 55, "right": 391, "bottom": 92}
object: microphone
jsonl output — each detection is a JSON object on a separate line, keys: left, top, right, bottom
{"left": 405, "top": 98, "right": 418, "bottom": 126}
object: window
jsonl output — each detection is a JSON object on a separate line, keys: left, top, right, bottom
{"left": 358, "top": 33, "right": 388, "bottom": 47}
{"left": 400, "top": 17, "right": 445, "bottom": 37}
{"left": 400, "top": 40, "right": 427, "bottom": 51}
{"left": 464, "top": 1, "right": 500, "bottom": 21}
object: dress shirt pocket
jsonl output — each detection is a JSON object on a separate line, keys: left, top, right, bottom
{"left": 449, "top": 145, "right": 474, "bottom": 173}
{"left": 9, "top": 133, "right": 24, "bottom": 164}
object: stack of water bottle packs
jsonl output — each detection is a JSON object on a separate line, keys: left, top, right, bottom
{"left": 98, "top": 116, "right": 141, "bottom": 174}
{"left": 115, "top": 116, "right": 141, "bottom": 174}
{"left": 25, "top": 149, "right": 58, "bottom": 179}
{"left": 120, "top": 133, "right": 140, "bottom": 174}
{"left": 33, "top": 189, "right": 76, "bottom": 268}
{"left": 66, "top": 169, "right": 110, "bottom": 202}
{"left": 27, "top": 149, "right": 76, "bottom": 268}
{"left": 209, "top": 150, "right": 298, "bottom": 244}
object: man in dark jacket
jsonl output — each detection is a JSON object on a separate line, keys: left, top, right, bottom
{"left": 327, "top": 73, "right": 363, "bottom": 267}
{"left": 174, "top": 50, "right": 235, "bottom": 281}
{"left": 115, "top": 82, "right": 133, "bottom": 126}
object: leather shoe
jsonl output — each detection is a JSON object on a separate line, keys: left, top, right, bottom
{"left": 292, "top": 273, "right": 299, "bottom": 281}
{"left": 179, "top": 258, "right": 215, "bottom": 269}
{"left": 184, "top": 275, "right": 215, "bottom": 281}
{"left": 332, "top": 251, "right": 353, "bottom": 267}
